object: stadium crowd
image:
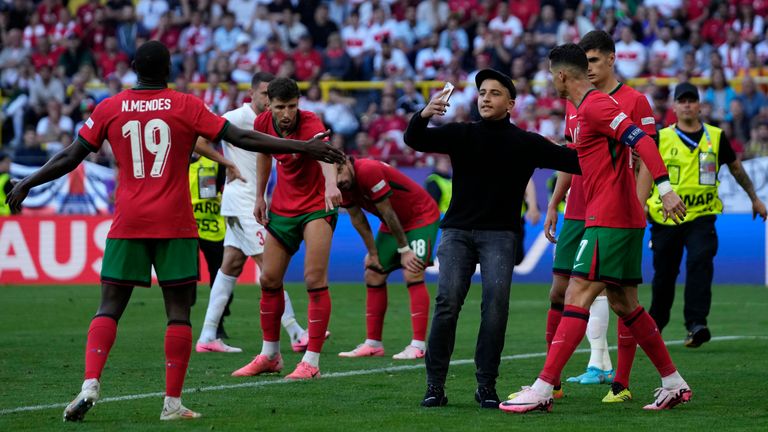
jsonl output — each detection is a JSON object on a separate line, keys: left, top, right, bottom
{"left": 1, "top": 0, "right": 768, "bottom": 169}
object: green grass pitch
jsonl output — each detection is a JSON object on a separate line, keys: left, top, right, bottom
{"left": 1, "top": 282, "right": 767, "bottom": 431}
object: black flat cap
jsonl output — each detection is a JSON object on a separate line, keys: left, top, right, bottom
{"left": 674, "top": 82, "right": 699, "bottom": 101}
{"left": 475, "top": 68, "right": 517, "bottom": 99}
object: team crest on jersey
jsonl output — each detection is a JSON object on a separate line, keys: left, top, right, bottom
{"left": 85, "top": 117, "right": 94, "bottom": 129}
{"left": 572, "top": 122, "right": 581, "bottom": 145}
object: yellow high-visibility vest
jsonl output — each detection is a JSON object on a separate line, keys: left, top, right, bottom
{"left": 648, "top": 123, "right": 723, "bottom": 225}
{"left": 189, "top": 157, "right": 225, "bottom": 241}
{"left": 426, "top": 173, "right": 452, "bottom": 213}
{"left": 0, "top": 173, "right": 11, "bottom": 216}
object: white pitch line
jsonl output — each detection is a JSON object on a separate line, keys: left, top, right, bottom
{"left": 1, "top": 335, "right": 765, "bottom": 416}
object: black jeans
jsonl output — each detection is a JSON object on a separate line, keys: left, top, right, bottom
{"left": 649, "top": 215, "right": 718, "bottom": 332}
{"left": 197, "top": 239, "right": 232, "bottom": 319}
{"left": 425, "top": 228, "right": 517, "bottom": 389}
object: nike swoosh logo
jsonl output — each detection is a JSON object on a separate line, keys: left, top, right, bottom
{"left": 569, "top": 115, "right": 577, "bottom": 119}
{"left": 411, "top": 313, "right": 423, "bottom": 317}
{"left": 309, "top": 319, "right": 322, "bottom": 323}
{"left": 573, "top": 263, "right": 585, "bottom": 268}
{"left": 551, "top": 340, "right": 563, "bottom": 345}
{"left": 260, "top": 310, "right": 274, "bottom": 314}
{"left": 619, "top": 335, "right": 634, "bottom": 339}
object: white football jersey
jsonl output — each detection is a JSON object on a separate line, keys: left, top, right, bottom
{"left": 219, "top": 103, "right": 260, "bottom": 217}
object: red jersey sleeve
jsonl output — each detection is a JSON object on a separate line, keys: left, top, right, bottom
{"left": 190, "top": 96, "right": 228, "bottom": 142}
{"left": 77, "top": 98, "right": 111, "bottom": 152}
{"left": 357, "top": 162, "right": 392, "bottom": 203}
{"left": 633, "top": 94, "right": 657, "bottom": 136}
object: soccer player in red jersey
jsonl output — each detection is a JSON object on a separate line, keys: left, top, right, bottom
{"left": 501, "top": 43, "right": 690, "bottom": 413}
{"left": 231, "top": 78, "right": 341, "bottom": 380}
{"left": 335, "top": 157, "right": 441, "bottom": 360}
{"left": 539, "top": 31, "right": 658, "bottom": 399}
{"left": 5, "top": 41, "right": 344, "bottom": 422}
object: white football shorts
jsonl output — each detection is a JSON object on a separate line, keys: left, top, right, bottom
{"left": 224, "top": 216, "right": 267, "bottom": 257}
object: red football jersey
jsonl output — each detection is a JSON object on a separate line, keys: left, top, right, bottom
{"left": 78, "top": 87, "right": 227, "bottom": 238}
{"left": 563, "top": 84, "right": 656, "bottom": 221}
{"left": 255, "top": 109, "right": 328, "bottom": 217}
{"left": 575, "top": 90, "right": 662, "bottom": 229}
{"left": 341, "top": 158, "right": 440, "bottom": 233}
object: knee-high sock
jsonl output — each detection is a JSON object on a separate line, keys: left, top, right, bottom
{"left": 365, "top": 283, "right": 387, "bottom": 341}
{"left": 623, "top": 306, "right": 677, "bottom": 378}
{"left": 407, "top": 281, "right": 430, "bottom": 342}
{"left": 546, "top": 303, "right": 564, "bottom": 351}
{"left": 199, "top": 270, "right": 237, "bottom": 342}
{"left": 587, "top": 296, "right": 611, "bottom": 370}
{"left": 84, "top": 316, "right": 118, "bottom": 380}
{"left": 614, "top": 319, "right": 637, "bottom": 388}
{"left": 306, "top": 287, "right": 331, "bottom": 354}
{"left": 281, "top": 290, "right": 305, "bottom": 342}
{"left": 165, "top": 324, "right": 192, "bottom": 398}
{"left": 539, "top": 305, "right": 589, "bottom": 385}
{"left": 260, "top": 287, "right": 285, "bottom": 342}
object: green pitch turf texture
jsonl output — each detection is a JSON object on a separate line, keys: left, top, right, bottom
{"left": 0, "top": 283, "right": 766, "bottom": 431}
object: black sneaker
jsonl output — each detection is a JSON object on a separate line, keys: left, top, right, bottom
{"left": 421, "top": 384, "right": 448, "bottom": 407}
{"left": 684, "top": 325, "right": 711, "bottom": 348}
{"left": 475, "top": 386, "right": 500, "bottom": 409}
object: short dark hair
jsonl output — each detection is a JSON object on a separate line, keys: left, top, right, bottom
{"left": 549, "top": 43, "right": 588, "bottom": 75}
{"left": 579, "top": 30, "right": 615, "bottom": 54}
{"left": 267, "top": 77, "right": 300, "bottom": 101}
{"left": 134, "top": 41, "right": 170, "bottom": 81}
{"left": 251, "top": 71, "right": 275, "bottom": 89}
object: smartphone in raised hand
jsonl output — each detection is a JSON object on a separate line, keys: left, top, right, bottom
{"left": 440, "top": 82, "right": 455, "bottom": 103}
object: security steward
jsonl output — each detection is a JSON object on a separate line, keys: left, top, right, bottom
{"left": 0, "top": 152, "right": 16, "bottom": 216}
{"left": 647, "top": 82, "right": 767, "bottom": 347}
{"left": 189, "top": 153, "right": 231, "bottom": 338}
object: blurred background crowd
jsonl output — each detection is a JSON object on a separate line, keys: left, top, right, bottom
{"left": 1, "top": 0, "right": 767, "bottom": 169}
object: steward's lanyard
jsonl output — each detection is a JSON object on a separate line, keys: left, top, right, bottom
{"left": 675, "top": 124, "right": 711, "bottom": 153}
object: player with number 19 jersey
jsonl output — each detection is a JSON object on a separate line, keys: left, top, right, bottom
{"left": 78, "top": 88, "right": 228, "bottom": 239}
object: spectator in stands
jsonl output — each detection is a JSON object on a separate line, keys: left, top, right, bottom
{"left": 200, "top": 71, "right": 225, "bottom": 112}
{"left": 37, "top": 0, "right": 62, "bottom": 33}
{"left": 83, "top": 7, "right": 112, "bottom": 54}
{"left": 733, "top": 2, "right": 764, "bottom": 45}
{"left": 250, "top": 5, "right": 273, "bottom": 51}
{"left": 718, "top": 28, "right": 750, "bottom": 78}
{"left": 53, "top": 8, "right": 78, "bottom": 47}
{"left": 756, "top": 28, "right": 768, "bottom": 65}
{"left": 30, "top": 36, "right": 60, "bottom": 70}
{"left": 324, "top": 88, "right": 360, "bottom": 143}
{"left": 359, "top": 0, "right": 391, "bottom": 25}
{"left": 36, "top": 99, "right": 73, "bottom": 149}
{"left": 739, "top": 76, "right": 767, "bottom": 122}
{"left": 369, "top": 94, "right": 408, "bottom": 145}
{"left": 307, "top": 3, "right": 338, "bottom": 49}
{"left": 300, "top": 83, "right": 327, "bottom": 119}
{"left": 556, "top": 7, "right": 594, "bottom": 45}
{"left": 327, "top": 0, "right": 352, "bottom": 28}
{"left": 136, "top": 0, "right": 169, "bottom": 32}
{"left": 613, "top": 26, "right": 646, "bottom": 80}
{"left": 415, "top": 32, "right": 452, "bottom": 80}
{"left": 293, "top": 34, "right": 323, "bottom": 82}
{"left": 489, "top": 1, "right": 523, "bottom": 50}
{"left": 97, "top": 36, "right": 130, "bottom": 80}
{"left": 276, "top": 57, "right": 297, "bottom": 79}
{"left": 276, "top": 8, "right": 308, "bottom": 49}
{"left": 28, "top": 64, "right": 65, "bottom": 117}
{"left": 393, "top": 5, "right": 430, "bottom": 50}
{"left": 681, "top": 30, "right": 712, "bottom": 77}
{"left": 369, "top": 6, "right": 397, "bottom": 47}
{"left": 341, "top": 10, "right": 374, "bottom": 79}
{"left": 439, "top": 14, "right": 468, "bottom": 57}
{"left": 13, "top": 127, "right": 48, "bottom": 166}
{"left": 416, "top": 0, "right": 449, "bottom": 33}
{"left": 0, "top": 29, "right": 29, "bottom": 89}
{"left": 230, "top": 34, "right": 259, "bottom": 83}
{"left": 213, "top": 12, "right": 243, "bottom": 56}
{"left": 5, "top": 0, "right": 33, "bottom": 32}
{"left": 650, "top": 24, "right": 680, "bottom": 77}
{"left": 744, "top": 121, "right": 768, "bottom": 160}
{"left": 179, "top": 10, "right": 212, "bottom": 75}
{"left": 115, "top": 4, "right": 145, "bottom": 59}
{"left": 23, "top": 12, "right": 46, "bottom": 50}
{"left": 112, "top": 59, "right": 137, "bottom": 86}
{"left": 396, "top": 78, "right": 426, "bottom": 114}
{"left": 374, "top": 37, "right": 413, "bottom": 80}
{"left": 58, "top": 33, "right": 96, "bottom": 79}
{"left": 321, "top": 31, "right": 352, "bottom": 80}
{"left": 704, "top": 68, "right": 737, "bottom": 123}
{"left": 531, "top": 4, "right": 558, "bottom": 51}
{"left": 727, "top": 99, "right": 752, "bottom": 146}
{"left": 257, "top": 35, "right": 288, "bottom": 76}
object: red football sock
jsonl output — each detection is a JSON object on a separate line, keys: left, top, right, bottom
{"left": 260, "top": 287, "right": 285, "bottom": 342}
{"left": 546, "top": 303, "right": 564, "bottom": 351}
{"left": 84, "top": 316, "right": 118, "bottom": 380}
{"left": 623, "top": 307, "right": 677, "bottom": 378}
{"left": 366, "top": 283, "right": 387, "bottom": 341}
{"left": 539, "top": 305, "right": 589, "bottom": 385}
{"left": 164, "top": 324, "right": 192, "bottom": 398}
{"left": 307, "top": 287, "right": 331, "bottom": 353}
{"left": 407, "top": 281, "right": 430, "bottom": 341}
{"left": 614, "top": 318, "right": 638, "bottom": 388}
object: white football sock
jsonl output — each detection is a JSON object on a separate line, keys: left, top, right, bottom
{"left": 531, "top": 378, "right": 554, "bottom": 397}
{"left": 302, "top": 350, "right": 320, "bottom": 367}
{"left": 199, "top": 270, "right": 237, "bottom": 343}
{"left": 260, "top": 341, "right": 280, "bottom": 359}
{"left": 411, "top": 340, "right": 426, "bottom": 350}
{"left": 587, "top": 295, "right": 611, "bottom": 371}
{"left": 281, "top": 290, "right": 305, "bottom": 343}
{"left": 661, "top": 371, "right": 684, "bottom": 388}
{"left": 364, "top": 339, "right": 383, "bottom": 348}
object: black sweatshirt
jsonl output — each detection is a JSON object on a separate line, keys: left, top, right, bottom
{"left": 404, "top": 111, "right": 581, "bottom": 232}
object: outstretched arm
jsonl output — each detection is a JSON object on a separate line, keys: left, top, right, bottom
{"left": 222, "top": 126, "right": 344, "bottom": 163}
{"left": 5, "top": 140, "right": 90, "bottom": 212}
{"left": 194, "top": 137, "right": 245, "bottom": 183}
{"left": 403, "top": 88, "right": 462, "bottom": 154}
